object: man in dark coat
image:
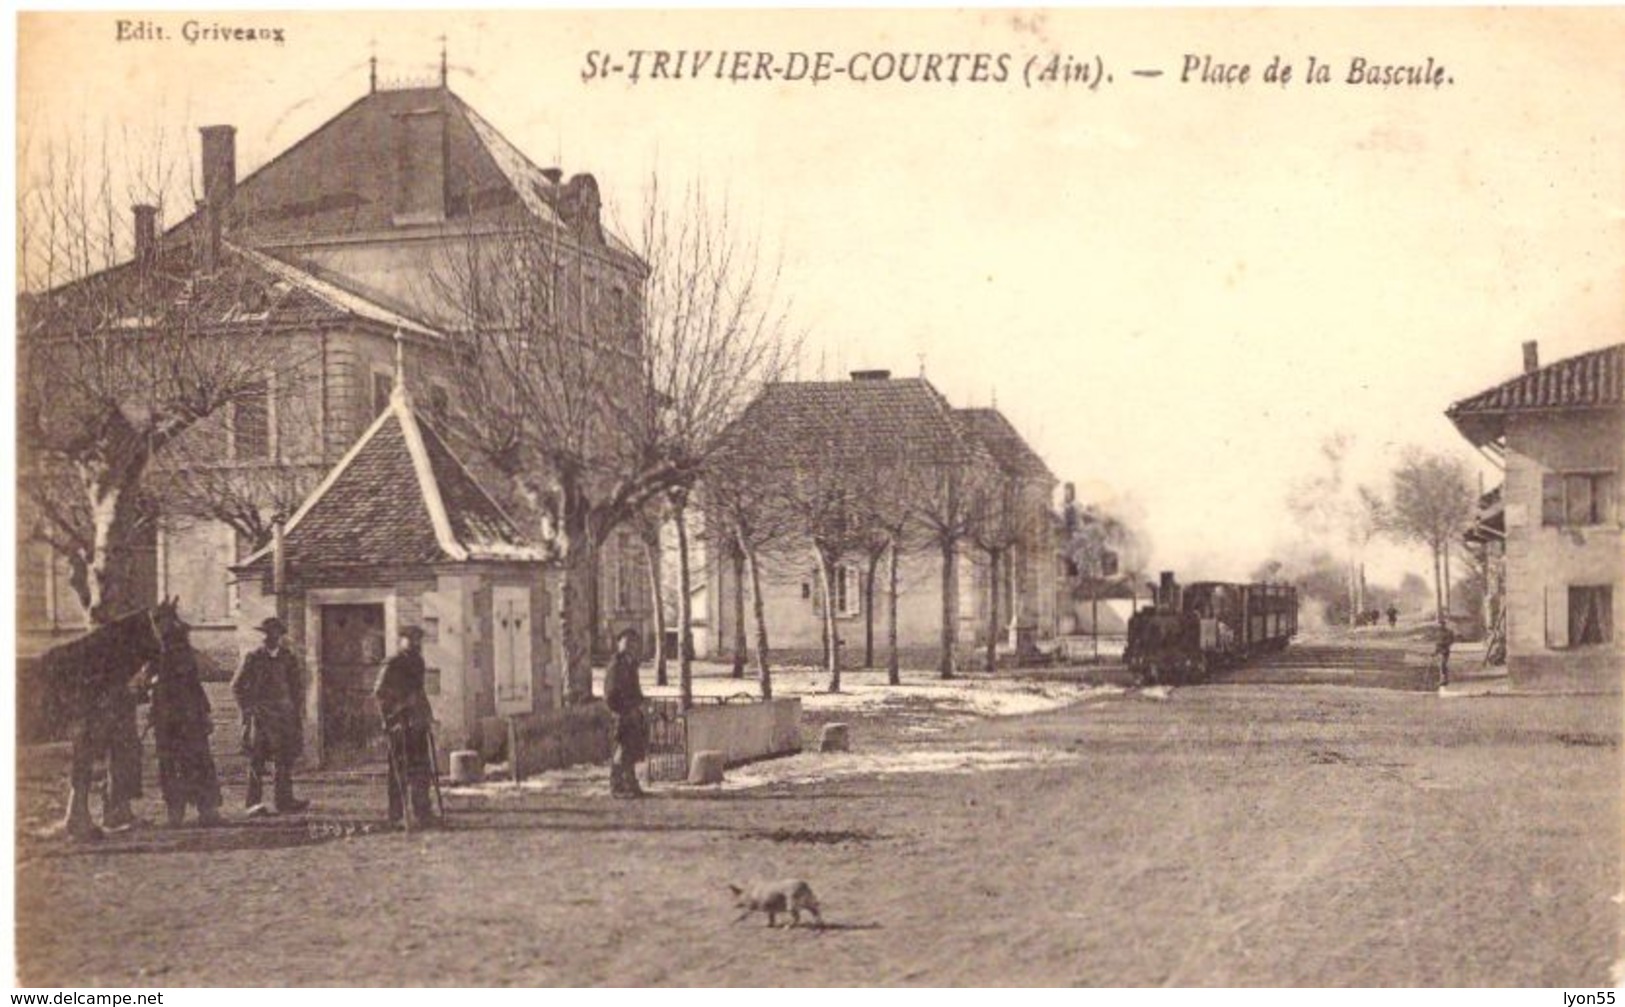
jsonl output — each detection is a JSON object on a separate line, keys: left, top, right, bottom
{"left": 144, "top": 623, "right": 223, "bottom": 827}
{"left": 603, "top": 629, "right": 647, "bottom": 798}
{"left": 374, "top": 625, "right": 435, "bottom": 826}
{"left": 1386, "top": 604, "right": 1399, "bottom": 628}
{"left": 1434, "top": 618, "right": 1457, "bottom": 689}
{"left": 231, "top": 616, "right": 309, "bottom": 814}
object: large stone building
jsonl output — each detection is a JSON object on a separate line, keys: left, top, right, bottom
{"left": 19, "top": 72, "right": 655, "bottom": 672}
{"left": 705, "top": 370, "right": 1059, "bottom": 667}
{"left": 1446, "top": 340, "right": 1623, "bottom": 692}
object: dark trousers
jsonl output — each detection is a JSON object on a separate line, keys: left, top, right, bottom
{"left": 246, "top": 748, "right": 297, "bottom": 810}
{"left": 387, "top": 725, "right": 434, "bottom": 822}
{"left": 69, "top": 700, "right": 142, "bottom": 812}
{"left": 156, "top": 722, "right": 222, "bottom": 817}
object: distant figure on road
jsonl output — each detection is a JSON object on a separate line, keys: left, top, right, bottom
{"left": 1386, "top": 604, "right": 1399, "bottom": 628}
{"left": 1434, "top": 619, "right": 1456, "bottom": 688}
{"left": 604, "top": 629, "right": 647, "bottom": 798}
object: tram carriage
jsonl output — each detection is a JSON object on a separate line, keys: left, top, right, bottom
{"left": 1125, "top": 573, "right": 1298, "bottom": 685}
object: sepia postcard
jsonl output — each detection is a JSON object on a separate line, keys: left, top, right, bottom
{"left": 10, "top": 7, "right": 1624, "bottom": 989}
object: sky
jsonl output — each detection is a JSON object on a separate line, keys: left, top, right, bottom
{"left": 15, "top": 8, "right": 1625, "bottom": 585}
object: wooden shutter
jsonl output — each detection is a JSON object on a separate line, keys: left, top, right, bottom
{"left": 494, "top": 586, "right": 533, "bottom": 715}
{"left": 1541, "top": 473, "right": 1564, "bottom": 527}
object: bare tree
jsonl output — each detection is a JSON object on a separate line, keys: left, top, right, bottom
{"left": 856, "top": 462, "right": 916, "bottom": 684}
{"left": 425, "top": 176, "right": 795, "bottom": 707}
{"left": 967, "top": 473, "right": 1035, "bottom": 672}
{"left": 633, "top": 179, "right": 799, "bottom": 709}
{"left": 1386, "top": 447, "right": 1477, "bottom": 620}
{"left": 19, "top": 124, "right": 315, "bottom": 625}
{"left": 1287, "top": 432, "right": 1386, "bottom": 626}
{"left": 914, "top": 460, "right": 989, "bottom": 679}
{"left": 151, "top": 349, "right": 327, "bottom": 551}
{"left": 779, "top": 436, "right": 878, "bottom": 693}
{"left": 631, "top": 500, "right": 671, "bottom": 686}
{"left": 702, "top": 441, "right": 799, "bottom": 699}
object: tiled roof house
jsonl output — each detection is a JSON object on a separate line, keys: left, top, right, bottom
{"left": 19, "top": 70, "right": 656, "bottom": 755}
{"left": 708, "top": 370, "right": 1060, "bottom": 666}
{"left": 1445, "top": 341, "right": 1624, "bottom": 691}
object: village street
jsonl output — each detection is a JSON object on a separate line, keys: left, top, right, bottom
{"left": 14, "top": 648, "right": 1621, "bottom": 987}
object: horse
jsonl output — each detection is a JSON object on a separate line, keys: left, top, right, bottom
{"left": 36, "top": 596, "right": 186, "bottom": 840}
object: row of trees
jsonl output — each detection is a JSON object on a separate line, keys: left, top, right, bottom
{"left": 703, "top": 411, "right": 1054, "bottom": 705}
{"left": 1285, "top": 432, "right": 1481, "bottom": 624}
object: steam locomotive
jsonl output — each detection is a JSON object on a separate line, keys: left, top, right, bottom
{"left": 1124, "top": 572, "right": 1298, "bottom": 685}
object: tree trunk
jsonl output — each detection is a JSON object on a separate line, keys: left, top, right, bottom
{"left": 816, "top": 548, "right": 841, "bottom": 692}
{"left": 559, "top": 535, "right": 596, "bottom": 704}
{"left": 641, "top": 530, "right": 668, "bottom": 687}
{"left": 939, "top": 539, "right": 957, "bottom": 679}
{"left": 886, "top": 538, "right": 901, "bottom": 686}
{"left": 984, "top": 548, "right": 1001, "bottom": 673}
{"left": 81, "top": 467, "right": 147, "bottom": 625}
{"left": 744, "top": 541, "right": 773, "bottom": 699}
{"left": 863, "top": 550, "right": 881, "bottom": 668}
{"left": 1442, "top": 541, "right": 1452, "bottom": 617}
{"left": 730, "top": 543, "right": 747, "bottom": 679}
{"left": 1431, "top": 544, "right": 1445, "bottom": 622}
{"left": 673, "top": 492, "right": 695, "bottom": 711}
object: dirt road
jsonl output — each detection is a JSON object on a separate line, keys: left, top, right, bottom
{"left": 15, "top": 681, "right": 1621, "bottom": 986}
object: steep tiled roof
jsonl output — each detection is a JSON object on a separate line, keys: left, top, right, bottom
{"left": 166, "top": 86, "right": 635, "bottom": 257}
{"left": 1446, "top": 343, "right": 1625, "bottom": 446}
{"left": 22, "top": 243, "right": 350, "bottom": 337}
{"left": 236, "top": 389, "right": 547, "bottom": 575}
{"left": 22, "top": 239, "right": 439, "bottom": 341}
{"left": 724, "top": 377, "right": 981, "bottom": 469}
{"left": 956, "top": 408, "right": 1055, "bottom": 483}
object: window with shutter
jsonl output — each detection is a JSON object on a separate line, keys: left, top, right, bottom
{"left": 1541, "top": 473, "right": 1565, "bottom": 526}
{"left": 232, "top": 379, "right": 270, "bottom": 460}
{"left": 1565, "top": 474, "right": 1595, "bottom": 526}
{"left": 1568, "top": 585, "right": 1613, "bottom": 647}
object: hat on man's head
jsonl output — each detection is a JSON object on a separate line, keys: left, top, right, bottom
{"left": 400, "top": 625, "right": 426, "bottom": 642}
{"left": 256, "top": 616, "right": 288, "bottom": 635}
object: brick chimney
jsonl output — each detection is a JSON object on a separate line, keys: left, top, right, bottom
{"left": 1522, "top": 340, "right": 1539, "bottom": 374}
{"left": 199, "top": 125, "right": 236, "bottom": 208}
{"left": 557, "top": 173, "right": 602, "bottom": 242}
{"left": 132, "top": 204, "right": 158, "bottom": 266}
{"left": 196, "top": 199, "right": 221, "bottom": 273}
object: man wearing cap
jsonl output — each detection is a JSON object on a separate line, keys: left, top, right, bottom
{"left": 232, "top": 616, "right": 309, "bottom": 814}
{"left": 603, "top": 629, "right": 647, "bottom": 798}
{"left": 374, "top": 625, "right": 435, "bottom": 826}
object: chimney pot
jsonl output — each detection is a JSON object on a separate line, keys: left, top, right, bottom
{"left": 199, "top": 125, "right": 237, "bottom": 209}
{"left": 132, "top": 204, "right": 158, "bottom": 266}
{"left": 1522, "top": 340, "right": 1539, "bottom": 374}
{"left": 850, "top": 369, "right": 891, "bottom": 381}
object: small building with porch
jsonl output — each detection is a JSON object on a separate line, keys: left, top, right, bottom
{"left": 233, "top": 377, "right": 560, "bottom": 767}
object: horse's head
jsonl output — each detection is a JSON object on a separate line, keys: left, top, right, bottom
{"left": 149, "top": 596, "right": 185, "bottom": 649}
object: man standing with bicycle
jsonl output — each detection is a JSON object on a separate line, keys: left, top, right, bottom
{"left": 374, "top": 625, "right": 436, "bottom": 827}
